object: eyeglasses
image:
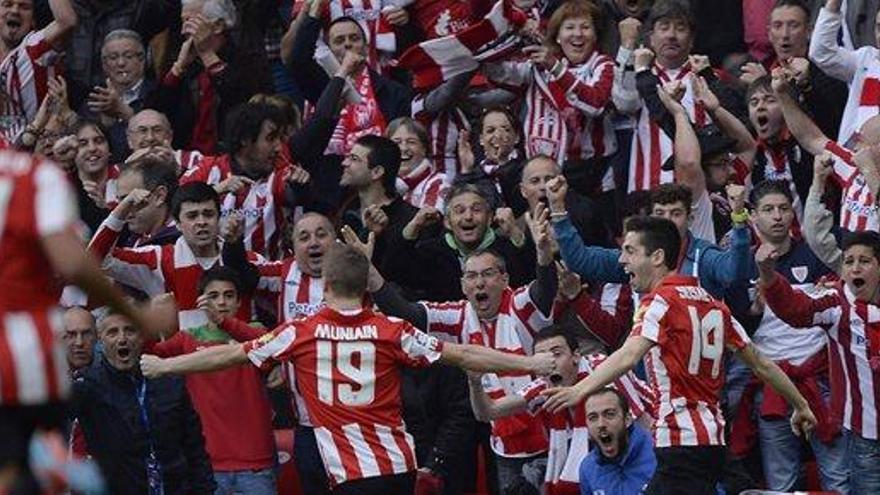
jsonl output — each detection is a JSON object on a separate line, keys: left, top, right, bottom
{"left": 462, "top": 267, "right": 503, "bottom": 282}
{"left": 102, "top": 51, "right": 144, "bottom": 63}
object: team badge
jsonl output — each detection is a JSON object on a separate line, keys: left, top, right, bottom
{"left": 791, "top": 266, "right": 808, "bottom": 284}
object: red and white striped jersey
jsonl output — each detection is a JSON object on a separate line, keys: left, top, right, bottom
{"left": 522, "top": 53, "right": 615, "bottom": 164}
{"left": 631, "top": 275, "right": 751, "bottom": 448}
{"left": 88, "top": 215, "right": 256, "bottom": 330}
{"left": 257, "top": 257, "right": 326, "bottom": 323}
{"left": 411, "top": 0, "right": 476, "bottom": 40}
{"left": 824, "top": 140, "right": 879, "bottom": 232}
{"left": 395, "top": 158, "right": 449, "bottom": 210}
{"left": 0, "top": 30, "right": 60, "bottom": 141}
{"left": 244, "top": 306, "right": 443, "bottom": 486}
{"left": 763, "top": 275, "right": 880, "bottom": 440}
{"left": 180, "top": 154, "right": 290, "bottom": 260}
{"left": 173, "top": 149, "right": 205, "bottom": 173}
{"left": 517, "top": 354, "right": 654, "bottom": 494}
{"left": 412, "top": 98, "right": 470, "bottom": 180}
{"left": 0, "top": 152, "right": 77, "bottom": 406}
{"left": 421, "top": 285, "right": 552, "bottom": 456}
{"left": 627, "top": 63, "right": 711, "bottom": 192}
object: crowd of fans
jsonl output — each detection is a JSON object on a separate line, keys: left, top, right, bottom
{"left": 2, "top": 0, "right": 880, "bottom": 493}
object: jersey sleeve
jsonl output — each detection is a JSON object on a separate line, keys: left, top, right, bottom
{"left": 515, "top": 377, "right": 548, "bottom": 416}
{"left": 255, "top": 259, "right": 285, "bottom": 293}
{"left": 824, "top": 140, "right": 860, "bottom": 187}
{"left": 419, "top": 301, "right": 465, "bottom": 343}
{"left": 630, "top": 294, "right": 670, "bottom": 344}
{"left": 244, "top": 325, "right": 297, "bottom": 371}
{"left": 690, "top": 189, "right": 717, "bottom": 244}
{"left": 397, "top": 321, "right": 444, "bottom": 368}
{"left": 34, "top": 161, "right": 77, "bottom": 236}
{"left": 724, "top": 312, "right": 752, "bottom": 351}
{"left": 24, "top": 30, "right": 58, "bottom": 67}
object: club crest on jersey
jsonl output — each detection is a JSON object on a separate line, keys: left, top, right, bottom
{"left": 791, "top": 266, "right": 808, "bottom": 284}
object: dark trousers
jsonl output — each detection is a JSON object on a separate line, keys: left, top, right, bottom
{"left": 332, "top": 472, "right": 416, "bottom": 495}
{"left": 645, "top": 446, "right": 726, "bottom": 495}
{"left": 294, "top": 426, "right": 331, "bottom": 494}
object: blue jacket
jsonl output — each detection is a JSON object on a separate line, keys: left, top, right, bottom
{"left": 579, "top": 424, "right": 656, "bottom": 495}
{"left": 553, "top": 216, "right": 751, "bottom": 298}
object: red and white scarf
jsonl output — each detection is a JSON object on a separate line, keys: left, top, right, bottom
{"left": 326, "top": 68, "right": 387, "bottom": 156}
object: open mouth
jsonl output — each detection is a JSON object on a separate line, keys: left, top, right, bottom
{"left": 756, "top": 115, "right": 769, "bottom": 128}
{"left": 6, "top": 19, "right": 21, "bottom": 30}
{"left": 853, "top": 277, "right": 866, "bottom": 289}
{"left": 117, "top": 347, "right": 131, "bottom": 360}
{"left": 474, "top": 293, "right": 490, "bottom": 303}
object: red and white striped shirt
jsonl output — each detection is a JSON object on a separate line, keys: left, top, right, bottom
{"left": 824, "top": 140, "right": 879, "bottom": 232}
{"left": 245, "top": 306, "right": 443, "bottom": 486}
{"left": 517, "top": 354, "right": 654, "bottom": 494}
{"left": 631, "top": 275, "right": 751, "bottom": 448}
{"left": 628, "top": 64, "right": 711, "bottom": 192}
{"left": 412, "top": 98, "right": 470, "bottom": 180}
{"left": 488, "top": 52, "right": 615, "bottom": 164}
{"left": 395, "top": 158, "right": 448, "bottom": 210}
{"left": 180, "top": 155, "right": 290, "bottom": 260}
{"left": 0, "top": 152, "right": 77, "bottom": 406}
{"left": 173, "top": 149, "right": 205, "bottom": 173}
{"left": 0, "top": 30, "right": 60, "bottom": 141}
{"left": 88, "top": 215, "right": 256, "bottom": 330}
{"left": 421, "top": 285, "right": 552, "bottom": 456}
{"left": 763, "top": 275, "right": 880, "bottom": 440}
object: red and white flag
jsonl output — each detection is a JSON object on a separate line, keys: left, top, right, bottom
{"left": 398, "top": 0, "right": 527, "bottom": 91}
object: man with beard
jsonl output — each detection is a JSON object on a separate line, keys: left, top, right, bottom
{"left": 362, "top": 211, "right": 557, "bottom": 493}
{"left": 758, "top": 231, "right": 880, "bottom": 494}
{"left": 0, "top": 0, "right": 77, "bottom": 141}
{"left": 541, "top": 216, "right": 816, "bottom": 495}
{"left": 579, "top": 387, "right": 656, "bottom": 495}
{"left": 467, "top": 326, "right": 653, "bottom": 494}
{"left": 70, "top": 310, "right": 215, "bottom": 494}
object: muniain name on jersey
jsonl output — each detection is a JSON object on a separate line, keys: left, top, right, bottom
{"left": 314, "top": 324, "right": 380, "bottom": 341}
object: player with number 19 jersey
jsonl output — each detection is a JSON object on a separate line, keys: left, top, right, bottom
{"left": 243, "top": 305, "right": 444, "bottom": 487}
{"left": 631, "top": 275, "right": 751, "bottom": 448}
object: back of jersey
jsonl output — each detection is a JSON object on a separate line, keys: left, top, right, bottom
{"left": 246, "top": 306, "right": 443, "bottom": 486}
{"left": 632, "top": 275, "right": 751, "bottom": 447}
{"left": 0, "top": 151, "right": 78, "bottom": 405}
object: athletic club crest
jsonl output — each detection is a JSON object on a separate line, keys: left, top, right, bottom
{"left": 791, "top": 266, "right": 808, "bottom": 284}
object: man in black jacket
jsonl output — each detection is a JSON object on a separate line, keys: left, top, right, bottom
{"left": 70, "top": 311, "right": 215, "bottom": 495}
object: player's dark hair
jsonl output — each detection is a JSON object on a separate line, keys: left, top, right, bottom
{"left": 534, "top": 325, "right": 579, "bottom": 353}
{"left": 650, "top": 184, "right": 693, "bottom": 215}
{"left": 462, "top": 249, "right": 508, "bottom": 275}
{"left": 771, "top": 0, "right": 810, "bottom": 21}
{"left": 585, "top": 386, "right": 631, "bottom": 418}
{"left": 224, "top": 102, "right": 284, "bottom": 155}
{"left": 198, "top": 266, "right": 243, "bottom": 296}
{"left": 327, "top": 15, "right": 367, "bottom": 41}
{"left": 323, "top": 244, "right": 369, "bottom": 298}
{"left": 646, "top": 0, "right": 696, "bottom": 33}
{"left": 171, "top": 182, "right": 220, "bottom": 221}
{"left": 357, "top": 134, "right": 402, "bottom": 196}
{"left": 842, "top": 231, "right": 880, "bottom": 262}
{"left": 119, "top": 156, "right": 178, "bottom": 207}
{"left": 624, "top": 216, "right": 682, "bottom": 271}
{"left": 750, "top": 179, "right": 794, "bottom": 208}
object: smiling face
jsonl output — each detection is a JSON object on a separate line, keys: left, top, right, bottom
{"left": 842, "top": 244, "right": 880, "bottom": 303}
{"left": 752, "top": 192, "right": 794, "bottom": 244}
{"left": 177, "top": 200, "right": 219, "bottom": 252}
{"left": 100, "top": 314, "right": 143, "bottom": 372}
{"left": 390, "top": 125, "right": 427, "bottom": 176}
{"left": 649, "top": 17, "right": 693, "bottom": 68}
{"left": 0, "top": 0, "right": 33, "bottom": 48}
{"left": 292, "top": 214, "right": 335, "bottom": 277}
{"left": 75, "top": 125, "right": 110, "bottom": 177}
{"left": 534, "top": 335, "right": 579, "bottom": 384}
{"left": 748, "top": 86, "right": 784, "bottom": 141}
{"left": 479, "top": 111, "right": 519, "bottom": 163}
{"left": 101, "top": 37, "right": 145, "bottom": 90}
{"left": 445, "top": 191, "right": 492, "bottom": 247}
{"left": 461, "top": 252, "right": 509, "bottom": 320}
{"left": 128, "top": 110, "right": 173, "bottom": 150}
{"left": 768, "top": 5, "right": 809, "bottom": 60}
{"left": 585, "top": 390, "right": 631, "bottom": 460}
{"left": 618, "top": 231, "right": 663, "bottom": 293}
{"left": 557, "top": 16, "right": 597, "bottom": 65}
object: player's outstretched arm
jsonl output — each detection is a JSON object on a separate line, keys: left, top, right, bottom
{"left": 541, "top": 336, "right": 653, "bottom": 413}
{"left": 140, "top": 343, "right": 249, "bottom": 378}
{"left": 440, "top": 343, "right": 554, "bottom": 375}
{"left": 735, "top": 344, "right": 817, "bottom": 438}
{"left": 466, "top": 373, "right": 527, "bottom": 421}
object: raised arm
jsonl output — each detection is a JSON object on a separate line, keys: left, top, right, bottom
{"left": 772, "top": 68, "right": 830, "bottom": 156}
{"left": 735, "top": 343, "right": 817, "bottom": 438}
{"left": 808, "top": 1, "right": 859, "bottom": 83}
{"left": 803, "top": 153, "right": 843, "bottom": 273}
{"left": 466, "top": 373, "right": 527, "bottom": 421}
{"left": 694, "top": 76, "right": 756, "bottom": 167}
{"left": 611, "top": 18, "right": 643, "bottom": 115}
{"left": 439, "top": 341, "right": 553, "bottom": 374}
{"left": 657, "top": 81, "right": 705, "bottom": 197}
{"left": 42, "top": 0, "right": 78, "bottom": 47}
{"left": 525, "top": 204, "right": 558, "bottom": 316}
{"left": 140, "top": 343, "right": 250, "bottom": 377}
